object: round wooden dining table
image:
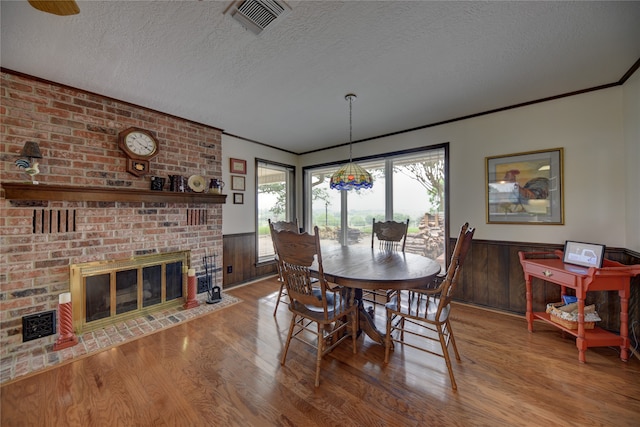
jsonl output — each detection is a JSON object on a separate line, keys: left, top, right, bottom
{"left": 315, "top": 245, "right": 442, "bottom": 344}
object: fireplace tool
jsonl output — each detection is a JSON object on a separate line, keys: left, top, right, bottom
{"left": 203, "top": 252, "right": 222, "bottom": 304}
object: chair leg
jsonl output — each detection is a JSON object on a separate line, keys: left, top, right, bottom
{"left": 446, "top": 319, "right": 461, "bottom": 361}
{"left": 315, "top": 322, "right": 323, "bottom": 387}
{"left": 273, "top": 281, "right": 286, "bottom": 316}
{"left": 384, "top": 309, "right": 392, "bottom": 363}
{"left": 281, "top": 314, "right": 297, "bottom": 366}
{"left": 363, "top": 290, "right": 390, "bottom": 314}
{"left": 437, "top": 323, "right": 457, "bottom": 390}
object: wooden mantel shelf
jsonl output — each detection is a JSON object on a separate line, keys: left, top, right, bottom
{"left": 1, "top": 183, "right": 227, "bottom": 204}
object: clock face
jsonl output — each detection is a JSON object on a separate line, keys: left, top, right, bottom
{"left": 118, "top": 127, "right": 159, "bottom": 162}
{"left": 125, "top": 132, "right": 157, "bottom": 157}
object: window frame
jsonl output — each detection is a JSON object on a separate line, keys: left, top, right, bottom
{"left": 255, "top": 158, "right": 296, "bottom": 265}
{"left": 303, "top": 143, "right": 450, "bottom": 263}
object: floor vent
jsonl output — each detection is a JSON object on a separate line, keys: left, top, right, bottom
{"left": 197, "top": 277, "right": 209, "bottom": 294}
{"left": 22, "top": 310, "right": 56, "bottom": 342}
{"left": 224, "top": 0, "right": 291, "bottom": 35}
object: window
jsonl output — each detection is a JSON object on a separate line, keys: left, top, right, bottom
{"left": 256, "top": 160, "right": 295, "bottom": 263}
{"left": 304, "top": 145, "right": 447, "bottom": 268}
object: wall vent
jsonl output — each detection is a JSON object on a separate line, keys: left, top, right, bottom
{"left": 186, "top": 209, "right": 208, "bottom": 226}
{"left": 33, "top": 209, "right": 77, "bottom": 234}
{"left": 224, "top": 0, "right": 291, "bottom": 35}
{"left": 22, "top": 311, "right": 56, "bottom": 342}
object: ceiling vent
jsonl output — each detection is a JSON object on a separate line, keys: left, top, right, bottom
{"left": 224, "top": 0, "right": 291, "bottom": 35}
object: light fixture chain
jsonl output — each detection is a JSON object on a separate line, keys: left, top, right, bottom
{"left": 329, "top": 93, "right": 372, "bottom": 191}
{"left": 349, "top": 95, "right": 353, "bottom": 161}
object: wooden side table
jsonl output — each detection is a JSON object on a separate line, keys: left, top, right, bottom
{"left": 519, "top": 250, "right": 640, "bottom": 363}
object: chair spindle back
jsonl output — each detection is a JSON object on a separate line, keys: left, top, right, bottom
{"left": 371, "top": 218, "right": 410, "bottom": 252}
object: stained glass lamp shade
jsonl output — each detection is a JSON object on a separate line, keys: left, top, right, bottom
{"left": 329, "top": 94, "right": 373, "bottom": 191}
{"left": 329, "top": 162, "right": 373, "bottom": 190}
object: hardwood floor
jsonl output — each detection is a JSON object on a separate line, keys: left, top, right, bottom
{"left": 2, "top": 276, "right": 639, "bottom": 426}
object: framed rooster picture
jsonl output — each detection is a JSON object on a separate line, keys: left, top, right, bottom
{"left": 486, "top": 148, "right": 564, "bottom": 224}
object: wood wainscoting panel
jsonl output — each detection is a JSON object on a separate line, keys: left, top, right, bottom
{"left": 455, "top": 238, "right": 639, "bottom": 337}
{"left": 507, "top": 245, "right": 533, "bottom": 313}
{"left": 223, "top": 232, "right": 277, "bottom": 287}
{"left": 222, "top": 231, "right": 639, "bottom": 337}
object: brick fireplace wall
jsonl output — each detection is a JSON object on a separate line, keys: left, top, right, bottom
{"left": 0, "top": 71, "right": 223, "bottom": 357}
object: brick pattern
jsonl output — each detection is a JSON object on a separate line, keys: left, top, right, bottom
{"left": 0, "top": 71, "right": 224, "bottom": 357}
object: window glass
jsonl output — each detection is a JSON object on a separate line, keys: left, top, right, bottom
{"left": 392, "top": 150, "right": 446, "bottom": 266}
{"left": 305, "top": 146, "right": 447, "bottom": 269}
{"left": 309, "top": 166, "right": 342, "bottom": 248}
{"left": 257, "top": 160, "right": 295, "bottom": 262}
{"left": 345, "top": 158, "right": 385, "bottom": 248}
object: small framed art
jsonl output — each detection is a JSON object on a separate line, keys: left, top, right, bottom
{"left": 563, "top": 241, "right": 605, "bottom": 268}
{"left": 231, "top": 175, "right": 245, "bottom": 191}
{"left": 230, "top": 158, "right": 247, "bottom": 174}
{"left": 486, "top": 148, "right": 564, "bottom": 224}
{"left": 233, "top": 193, "right": 244, "bottom": 204}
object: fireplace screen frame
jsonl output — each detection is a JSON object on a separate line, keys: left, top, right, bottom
{"left": 70, "top": 251, "right": 190, "bottom": 333}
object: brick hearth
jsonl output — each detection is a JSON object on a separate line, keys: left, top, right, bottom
{"left": 0, "top": 292, "right": 241, "bottom": 385}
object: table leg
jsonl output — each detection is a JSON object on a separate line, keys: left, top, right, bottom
{"left": 576, "top": 296, "right": 586, "bottom": 363}
{"left": 354, "top": 289, "right": 385, "bottom": 345}
{"left": 620, "top": 289, "right": 629, "bottom": 362}
{"left": 359, "top": 305, "right": 385, "bottom": 344}
{"left": 525, "top": 275, "right": 534, "bottom": 332}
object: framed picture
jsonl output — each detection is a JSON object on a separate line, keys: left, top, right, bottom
{"left": 233, "top": 193, "right": 244, "bottom": 204}
{"left": 486, "top": 148, "right": 564, "bottom": 224}
{"left": 230, "top": 158, "right": 247, "bottom": 175}
{"left": 563, "top": 240, "right": 605, "bottom": 268}
{"left": 231, "top": 175, "right": 245, "bottom": 191}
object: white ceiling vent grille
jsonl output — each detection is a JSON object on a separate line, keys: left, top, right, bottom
{"left": 225, "top": 0, "right": 291, "bottom": 35}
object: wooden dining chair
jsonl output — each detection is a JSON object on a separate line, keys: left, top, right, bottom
{"left": 371, "top": 218, "right": 410, "bottom": 251}
{"left": 273, "top": 225, "right": 359, "bottom": 387}
{"left": 384, "top": 222, "right": 474, "bottom": 390}
{"left": 268, "top": 218, "right": 300, "bottom": 316}
{"left": 363, "top": 218, "right": 410, "bottom": 313}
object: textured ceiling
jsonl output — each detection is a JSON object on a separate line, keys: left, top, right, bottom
{"left": 2, "top": 1, "right": 639, "bottom": 154}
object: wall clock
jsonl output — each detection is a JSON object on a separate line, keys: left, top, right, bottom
{"left": 118, "top": 127, "right": 159, "bottom": 177}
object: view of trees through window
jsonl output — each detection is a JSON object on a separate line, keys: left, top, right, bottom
{"left": 257, "top": 160, "right": 295, "bottom": 262}
{"left": 306, "top": 147, "right": 447, "bottom": 268}
{"left": 257, "top": 147, "right": 447, "bottom": 268}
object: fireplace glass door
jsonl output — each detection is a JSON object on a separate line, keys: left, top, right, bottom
{"left": 166, "top": 262, "right": 183, "bottom": 301}
{"left": 143, "top": 265, "right": 162, "bottom": 307}
{"left": 116, "top": 269, "right": 138, "bottom": 315}
{"left": 85, "top": 273, "right": 110, "bottom": 323}
{"left": 72, "top": 251, "right": 190, "bottom": 333}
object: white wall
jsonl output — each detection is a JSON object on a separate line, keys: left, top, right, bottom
{"left": 221, "top": 134, "right": 298, "bottom": 234}
{"left": 623, "top": 71, "right": 640, "bottom": 252}
{"left": 223, "top": 84, "right": 636, "bottom": 250}
{"left": 299, "top": 86, "right": 630, "bottom": 248}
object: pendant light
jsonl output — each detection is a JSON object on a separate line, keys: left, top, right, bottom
{"left": 329, "top": 94, "right": 373, "bottom": 191}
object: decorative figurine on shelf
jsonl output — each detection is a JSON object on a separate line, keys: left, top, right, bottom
{"left": 15, "top": 141, "right": 43, "bottom": 184}
{"left": 169, "top": 175, "right": 186, "bottom": 192}
{"left": 150, "top": 176, "right": 165, "bottom": 191}
{"left": 208, "top": 178, "right": 225, "bottom": 194}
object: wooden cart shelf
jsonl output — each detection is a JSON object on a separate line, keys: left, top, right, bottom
{"left": 519, "top": 250, "right": 640, "bottom": 363}
{"left": 532, "top": 312, "right": 625, "bottom": 346}
{"left": 1, "top": 183, "right": 227, "bottom": 204}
